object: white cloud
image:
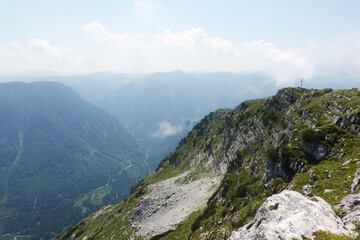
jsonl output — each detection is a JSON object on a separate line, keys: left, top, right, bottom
{"left": 151, "top": 120, "right": 183, "bottom": 138}
{"left": 82, "top": 24, "right": 360, "bottom": 84}
{"left": 0, "top": 39, "right": 87, "bottom": 75}
{"left": 245, "top": 40, "right": 314, "bottom": 86}
{"left": 3, "top": 17, "right": 360, "bottom": 84}
{"left": 84, "top": 21, "right": 147, "bottom": 55}
{"left": 82, "top": 22, "right": 243, "bottom": 73}
{"left": 84, "top": 23, "right": 240, "bottom": 58}
{"left": 155, "top": 28, "right": 240, "bottom": 56}
{"left": 310, "top": 31, "right": 360, "bottom": 79}
{"left": 29, "top": 39, "right": 73, "bottom": 61}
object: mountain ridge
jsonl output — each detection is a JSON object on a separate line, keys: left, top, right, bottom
{"left": 58, "top": 87, "right": 360, "bottom": 239}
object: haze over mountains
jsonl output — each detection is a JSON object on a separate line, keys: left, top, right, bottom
{"left": 0, "top": 71, "right": 280, "bottom": 170}
{"left": 2, "top": 70, "right": 358, "bottom": 170}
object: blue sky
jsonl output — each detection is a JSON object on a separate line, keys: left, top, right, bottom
{"left": 1, "top": 0, "right": 360, "bottom": 85}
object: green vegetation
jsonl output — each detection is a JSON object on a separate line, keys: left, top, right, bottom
{"left": 57, "top": 87, "right": 360, "bottom": 240}
{"left": 302, "top": 128, "right": 318, "bottom": 142}
{"left": 0, "top": 82, "right": 147, "bottom": 240}
{"left": 311, "top": 230, "right": 353, "bottom": 240}
{"left": 152, "top": 210, "right": 202, "bottom": 240}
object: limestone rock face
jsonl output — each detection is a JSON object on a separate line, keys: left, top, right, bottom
{"left": 302, "top": 139, "right": 329, "bottom": 161}
{"left": 334, "top": 193, "right": 360, "bottom": 231}
{"left": 351, "top": 168, "right": 360, "bottom": 193}
{"left": 262, "top": 160, "right": 289, "bottom": 188}
{"left": 280, "top": 90, "right": 294, "bottom": 103}
{"left": 228, "top": 190, "right": 352, "bottom": 240}
{"left": 333, "top": 116, "right": 350, "bottom": 129}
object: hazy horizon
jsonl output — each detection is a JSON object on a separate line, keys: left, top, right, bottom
{"left": 1, "top": 1, "right": 360, "bottom": 87}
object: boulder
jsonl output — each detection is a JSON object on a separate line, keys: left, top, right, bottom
{"left": 229, "top": 190, "right": 352, "bottom": 240}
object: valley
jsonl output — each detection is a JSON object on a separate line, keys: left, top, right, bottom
{"left": 0, "top": 82, "right": 147, "bottom": 239}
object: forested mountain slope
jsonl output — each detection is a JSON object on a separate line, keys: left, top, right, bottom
{"left": 0, "top": 82, "right": 146, "bottom": 239}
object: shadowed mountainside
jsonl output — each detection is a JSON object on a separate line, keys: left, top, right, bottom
{"left": 0, "top": 82, "right": 147, "bottom": 239}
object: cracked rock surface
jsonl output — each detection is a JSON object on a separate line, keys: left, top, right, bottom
{"left": 229, "top": 190, "right": 353, "bottom": 240}
{"left": 334, "top": 192, "right": 360, "bottom": 232}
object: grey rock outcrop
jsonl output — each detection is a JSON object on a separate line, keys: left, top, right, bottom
{"left": 324, "top": 88, "right": 333, "bottom": 93}
{"left": 262, "top": 160, "right": 289, "bottom": 188}
{"left": 263, "top": 159, "right": 306, "bottom": 188}
{"left": 346, "top": 113, "right": 360, "bottom": 124}
{"left": 312, "top": 90, "right": 321, "bottom": 97}
{"left": 334, "top": 193, "right": 360, "bottom": 231}
{"left": 302, "top": 109, "right": 310, "bottom": 120}
{"left": 302, "top": 140, "right": 329, "bottom": 161}
{"left": 302, "top": 184, "right": 312, "bottom": 196}
{"left": 280, "top": 90, "right": 294, "bottom": 103}
{"left": 351, "top": 169, "right": 360, "bottom": 193}
{"left": 229, "top": 190, "right": 353, "bottom": 240}
{"left": 333, "top": 116, "right": 350, "bottom": 129}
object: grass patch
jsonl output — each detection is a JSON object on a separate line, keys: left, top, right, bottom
{"left": 292, "top": 159, "right": 357, "bottom": 205}
{"left": 312, "top": 230, "right": 353, "bottom": 240}
{"left": 158, "top": 210, "right": 202, "bottom": 240}
{"left": 74, "top": 184, "right": 112, "bottom": 209}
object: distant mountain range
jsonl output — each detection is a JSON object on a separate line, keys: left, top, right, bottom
{"left": 1, "top": 70, "right": 358, "bottom": 172}
{"left": 49, "top": 71, "right": 279, "bottom": 169}
{"left": 0, "top": 82, "right": 147, "bottom": 239}
{"left": 0, "top": 71, "right": 281, "bottom": 171}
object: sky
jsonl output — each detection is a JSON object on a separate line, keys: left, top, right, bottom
{"left": 1, "top": 0, "right": 360, "bottom": 86}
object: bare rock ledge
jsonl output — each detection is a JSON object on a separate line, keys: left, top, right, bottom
{"left": 229, "top": 190, "right": 354, "bottom": 240}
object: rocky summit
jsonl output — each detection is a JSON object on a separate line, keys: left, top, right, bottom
{"left": 58, "top": 87, "right": 360, "bottom": 240}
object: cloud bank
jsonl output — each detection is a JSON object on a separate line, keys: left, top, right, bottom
{"left": 1, "top": 19, "right": 360, "bottom": 87}
{"left": 84, "top": 22, "right": 239, "bottom": 56}
{"left": 85, "top": 21, "right": 147, "bottom": 55}
{"left": 0, "top": 39, "right": 86, "bottom": 75}
{"left": 81, "top": 22, "right": 360, "bottom": 86}
{"left": 154, "top": 28, "right": 240, "bottom": 56}
{"left": 151, "top": 120, "right": 184, "bottom": 139}
{"left": 245, "top": 40, "right": 314, "bottom": 86}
